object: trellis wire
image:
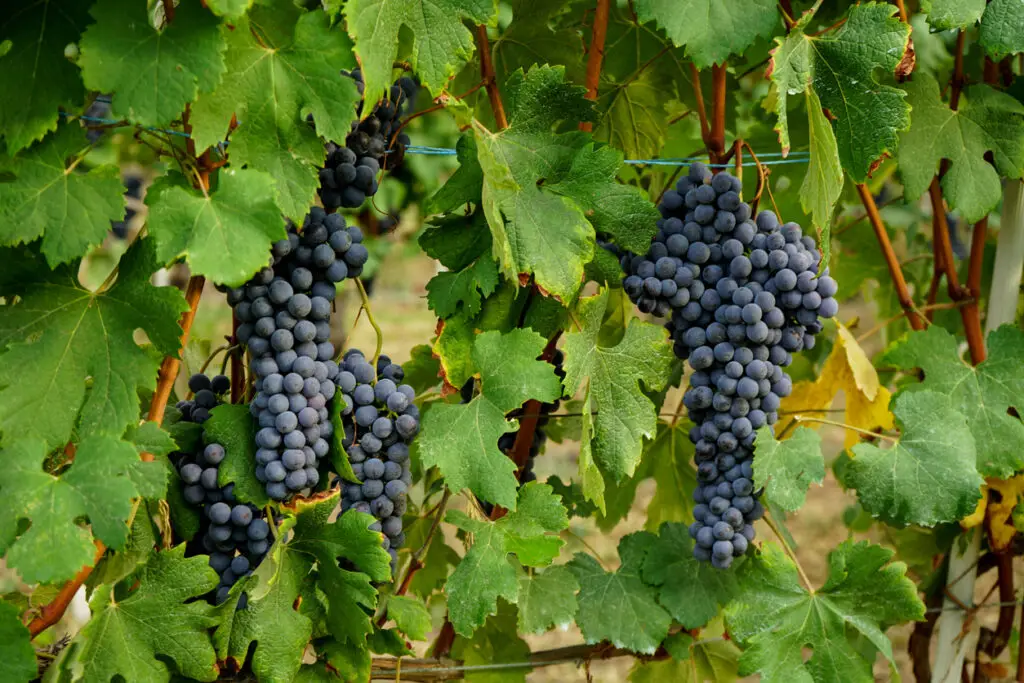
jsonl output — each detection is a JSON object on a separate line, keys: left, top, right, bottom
{"left": 59, "top": 111, "right": 813, "bottom": 167}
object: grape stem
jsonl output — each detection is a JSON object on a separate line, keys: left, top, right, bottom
{"left": 476, "top": 25, "right": 508, "bottom": 130}
{"left": 354, "top": 278, "right": 384, "bottom": 368}
{"left": 764, "top": 512, "right": 814, "bottom": 592}
{"left": 792, "top": 415, "right": 897, "bottom": 442}
{"left": 579, "top": 0, "right": 610, "bottom": 133}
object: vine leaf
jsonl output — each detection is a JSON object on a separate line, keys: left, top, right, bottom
{"left": 898, "top": 74, "right": 1024, "bottom": 223}
{"left": 629, "top": 622, "right": 741, "bottom": 682}
{"left": 769, "top": 3, "right": 911, "bottom": 182}
{"left": 633, "top": 0, "right": 778, "bottom": 69}
{"left": 67, "top": 545, "right": 221, "bottom": 683}
{"left": 884, "top": 324, "right": 1024, "bottom": 478}
{"left": 777, "top": 323, "right": 893, "bottom": 450}
{"left": 643, "top": 420, "right": 698, "bottom": 531}
{"left": 290, "top": 494, "right": 392, "bottom": 644}
{"left": 642, "top": 522, "right": 738, "bottom": 630}
{"left": 0, "top": 239, "right": 187, "bottom": 449}
{"left": 0, "top": 125, "right": 125, "bottom": 266}
{"left": 846, "top": 391, "right": 982, "bottom": 527}
{"left": 214, "top": 541, "right": 313, "bottom": 682}
{"left": 445, "top": 482, "right": 569, "bottom": 636}
{"left": 147, "top": 169, "right": 287, "bottom": 287}
{"left": 426, "top": 256, "right": 500, "bottom": 319}
{"left": 726, "top": 540, "right": 924, "bottom": 682}
{"left": 386, "top": 595, "right": 432, "bottom": 641}
{"left": 191, "top": 6, "right": 361, "bottom": 220}
{"left": 923, "top": 0, "right": 986, "bottom": 30}
{"left": 206, "top": 0, "right": 255, "bottom": 19}
{"left": 563, "top": 288, "right": 674, "bottom": 495}
{"left": 435, "top": 66, "right": 660, "bottom": 301}
{"left": 79, "top": 0, "right": 226, "bottom": 127}
{"left": 753, "top": 426, "right": 825, "bottom": 511}
{"left": 343, "top": 0, "right": 498, "bottom": 106}
{"left": 568, "top": 532, "right": 671, "bottom": 655}
{"left": 0, "top": 601, "right": 36, "bottom": 683}
{"left": 801, "top": 88, "right": 843, "bottom": 253}
{"left": 450, "top": 601, "right": 530, "bottom": 681}
{"left": 419, "top": 329, "right": 562, "bottom": 509}
{"left": 203, "top": 404, "right": 270, "bottom": 506}
{"left": 0, "top": 437, "right": 153, "bottom": 584}
{"left": 0, "top": 2, "right": 89, "bottom": 153}
{"left": 979, "top": 0, "right": 1024, "bottom": 59}
{"left": 516, "top": 565, "right": 579, "bottom": 635}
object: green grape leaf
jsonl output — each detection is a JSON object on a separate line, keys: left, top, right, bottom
{"left": 419, "top": 210, "right": 491, "bottom": 271}
{"left": 451, "top": 600, "right": 530, "bottom": 683}
{"left": 191, "top": 7, "right": 361, "bottom": 219}
{"left": 206, "top": 0, "right": 255, "bottom": 19}
{"left": 801, "top": 88, "right": 842, "bottom": 257}
{"left": 147, "top": 169, "right": 287, "bottom": 287}
{"left": 753, "top": 426, "right": 825, "bottom": 511}
{"left": 898, "top": 74, "right": 1024, "bottom": 222}
{"left": 0, "top": 437, "right": 150, "bottom": 584}
{"left": 0, "top": 601, "right": 36, "bottom": 683}
{"left": 644, "top": 420, "right": 698, "bottom": 531}
{"left": 0, "top": 1, "right": 89, "bottom": 153}
{"left": 68, "top": 545, "right": 220, "bottom": 683}
{"left": 344, "top": 0, "right": 498, "bottom": 105}
{"left": 923, "top": 0, "right": 986, "bottom": 29}
{"left": 214, "top": 542, "right": 313, "bottom": 682}
{"left": 642, "top": 522, "right": 738, "bottom": 630}
{"left": 290, "top": 494, "right": 392, "bottom": 644}
{"left": 629, "top": 623, "right": 741, "bottom": 682}
{"left": 79, "top": 0, "right": 225, "bottom": 127}
{"left": 445, "top": 482, "right": 569, "bottom": 636}
{"left": 467, "top": 66, "right": 659, "bottom": 300}
{"left": 0, "top": 125, "right": 124, "bottom": 266}
{"left": 979, "top": 0, "right": 1024, "bottom": 59}
{"left": 87, "top": 505, "right": 158, "bottom": 589}
{"left": 419, "top": 329, "right": 562, "bottom": 509}
{"left": 633, "top": 0, "right": 778, "bottom": 68}
{"left": 426, "top": 256, "right": 500, "bottom": 319}
{"left": 318, "top": 638, "right": 371, "bottom": 682}
{"left": 387, "top": 595, "right": 432, "bottom": 641}
{"left": 725, "top": 540, "right": 924, "bottom": 682}
{"left": 400, "top": 344, "right": 442, "bottom": 395}
{"left": 769, "top": 3, "right": 910, "bottom": 181}
{"left": 563, "top": 288, "right": 674, "bottom": 482}
{"left": 409, "top": 530, "right": 460, "bottom": 599}
{"left": 425, "top": 136, "right": 484, "bottom": 215}
{"left": 0, "top": 239, "right": 186, "bottom": 448}
{"left": 491, "top": 0, "right": 585, "bottom": 89}
{"left": 203, "top": 404, "right": 269, "bottom": 506}
{"left": 885, "top": 325, "right": 1024, "bottom": 478}
{"left": 846, "top": 391, "right": 981, "bottom": 527}
{"left": 126, "top": 421, "right": 178, "bottom": 459}
{"left": 569, "top": 532, "right": 671, "bottom": 654}
{"left": 516, "top": 565, "right": 579, "bottom": 635}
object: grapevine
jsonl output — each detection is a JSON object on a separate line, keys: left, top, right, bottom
{"left": 0, "top": 2, "right": 1022, "bottom": 683}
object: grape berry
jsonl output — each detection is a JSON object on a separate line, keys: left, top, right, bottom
{"left": 621, "top": 162, "right": 838, "bottom": 568}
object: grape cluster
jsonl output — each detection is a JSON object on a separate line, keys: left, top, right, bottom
{"left": 620, "top": 163, "right": 838, "bottom": 569}
{"left": 338, "top": 352, "right": 418, "bottom": 574}
{"left": 318, "top": 71, "right": 417, "bottom": 211}
{"left": 172, "top": 373, "right": 269, "bottom": 606}
{"left": 229, "top": 209, "right": 367, "bottom": 501}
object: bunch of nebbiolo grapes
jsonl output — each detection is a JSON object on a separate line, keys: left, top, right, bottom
{"left": 620, "top": 162, "right": 838, "bottom": 569}
{"left": 318, "top": 70, "right": 417, "bottom": 211}
{"left": 172, "top": 374, "right": 270, "bottom": 606}
{"left": 338, "top": 352, "right": 418, "bottom": 573}
{"left": 229, "top": 208, "right": 368, "bottom": 501}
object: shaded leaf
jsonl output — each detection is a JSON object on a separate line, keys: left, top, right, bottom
{"left": 753, "top": 426, "right": 825, "bottom": 511}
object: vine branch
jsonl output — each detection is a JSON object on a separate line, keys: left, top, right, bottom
{"left": 476, "top": 25, "right": 508, "bottom": 130}
{"left": 854, "top": 184, "right": 926, "bottom": 330}
{"left": 579, "top": 0, "right": 610, "bottom": 133}
{"left": 708, "top": 64, "right": 727, "bottom": 164}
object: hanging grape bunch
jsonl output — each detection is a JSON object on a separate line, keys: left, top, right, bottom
{"left": 621, "top": 162, "right": 838, "bottom": 568}
{"left": 318, "top": 71, "right": 418, "bottom": 211}
{"left": 338, "top": 352, "right": 419, "bottom": 574}
{"left": 229, "top": 208, "right": 368, "bottom": 501}
{"left": 171, "top": 373, "right": 270, "bottom": 606}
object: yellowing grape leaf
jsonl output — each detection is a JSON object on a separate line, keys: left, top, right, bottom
{"left": 971, "top": 476, "right": 1024, "bottom": 550}
{"left": 777, "top": 323, "right": 893, "bottom": 449}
